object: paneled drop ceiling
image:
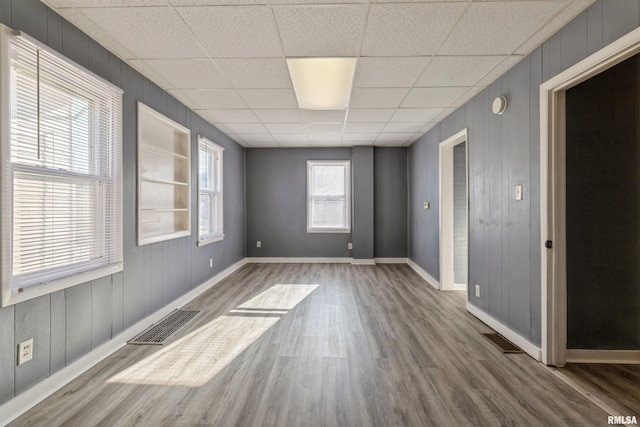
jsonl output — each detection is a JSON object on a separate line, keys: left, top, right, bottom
{"left": 42, "top": 0, "right": 593, "bottom": 147}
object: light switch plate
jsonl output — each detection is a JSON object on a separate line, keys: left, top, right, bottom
{"left": 515, "top": 185, "right": 523, "bottom": 201}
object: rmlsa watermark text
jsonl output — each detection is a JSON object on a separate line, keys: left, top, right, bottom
{"left": 608, "top": 415, "right": 638, "bottom": 425}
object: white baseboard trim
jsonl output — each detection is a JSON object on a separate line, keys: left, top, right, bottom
{"left": 466, "top": 302, "right": 542, "bottom": 361}
{"left": 245, "top": 257, "right": 353, "bottom": 264}
{"left": 351, "top": 259, "right": 376, "bottom": 265}
{"left": 407, "top": 259, "right": 440, "bottom": 290}
{"left": 0, "top": 258, "right": 247, "bottom": 427}
{"left": 453, "top": 283, "right": 467, "bottom": 291}
{"left": 565, "top": 349, "right": 640, "bottom": 364}
{"left": 374, "top": 258, "right": 408, "bottom": 264}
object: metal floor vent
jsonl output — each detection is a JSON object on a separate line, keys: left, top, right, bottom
{"left": 128, "top": 309, "right": 201, "bottom": 345}
{"left": 482, "top": 333, "right": 524, "bottom": 354}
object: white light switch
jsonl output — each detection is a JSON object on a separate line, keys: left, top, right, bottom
{"left": 515, "top": 185, "right": 523, "bottom": 201}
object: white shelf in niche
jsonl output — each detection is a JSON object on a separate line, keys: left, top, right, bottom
{"left": 137, "top": 102, "right": 191, "bottom": 246}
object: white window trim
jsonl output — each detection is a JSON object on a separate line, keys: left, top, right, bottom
{"left": 0, "top": 25, "right": 123, "bottom": 307}
{"left": 197, "top": 135, "right": 224, "bottom": 247}
{"left": 307, "top": 160, "right": 351, "bottom": 233}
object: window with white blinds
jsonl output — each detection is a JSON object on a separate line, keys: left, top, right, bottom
{"left": 307, "top": 160, "right": 350, "bottom": 233}
{"left": 1, "top": 26, "right": 123, "bottom": 307}
{"left": 198, "top": 135, "right": 224, "bottom": 246}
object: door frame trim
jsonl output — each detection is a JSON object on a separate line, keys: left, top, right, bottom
{"left": 439, "top": 128, "right": 468, "bottom": 292}
{"left": 540, "top": 27, "right": 640, "bottom": 366}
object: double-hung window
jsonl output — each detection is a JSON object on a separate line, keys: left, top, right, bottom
{"left": 1, "top": 26, "right": 123, "bottom": 307}
{"left": 307, "top": 160, "right": 350, "bottom": 233}
{"left": 198, "top": 135, "right": 224, "bottom": 245}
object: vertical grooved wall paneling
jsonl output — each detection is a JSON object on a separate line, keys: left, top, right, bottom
{"left": 0, "top": 0, "right": 245, "bottom": 407}
{"left": 408, "top": 0, "right": 640, "bottom": 346}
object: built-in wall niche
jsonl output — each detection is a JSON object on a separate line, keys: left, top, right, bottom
{"left": 137, "top": 102, "right": 191, "bottom": 246}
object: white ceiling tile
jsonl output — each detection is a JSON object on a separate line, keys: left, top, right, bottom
{"left": 255, "top": 109, "right": 303, "bottom": 123}
{"left": 137, "top": 59, "right": 232, "bottom": 89}
{"left": 451, "top": 86, "right": 484, "bottom": 108}
{"left": 476, "top": 55, "right": 524, "bottom": 87}
{"left": 350, "top": 88, "right": 409, "bottom": 109}
{"left": 215, "top": 59, "right": 292, "bottom": 89}
{"left": 354, "top": 57, "right": 429, "bottom": 88}
{"left": 236, "top": 134, "right": 276, "bottom": 143}
{"left": 416, "top": 56, "right": 505, "bottom": 87}
{"left": 308, "top": 133, "right": 344, "bottom": 142}
{"left": 224, "top": 123, "right": 268, "bottom": 133}
{"left": 383, "top": 122, "right": 424, "bottom": 133}
{"left": 342, "top": 133, "right": 378, "bottom": 143}
{"left": 361, "top": 3, "right": 467, "bottom": 56}
{"left": 346, "top": 109, "right": 395, "bottom": 123}
{"left": 432, "top": 108, "right": 456, "bottom": 123}
{"left": 81, "top": 7, "right": 206, "bottom": 59}
{"left": 375, "top": 133, "right": 414, "bottom": 145}
{"left": 271, "top": 134, "right": 309, "bottom": 143}
{"left": 277, "top": 139, "right": 311, "bottom": 147}
{"left": 196, "top": 109, "right": 259, "bottom": 123}
{"left": 177, "top": 7, "right": 282, "bottom": 57}
{"left": 238, "top": 89, "right": 298, "bottom": 109}
{"left": 274, "top": 6, "right": 368, "bottom": 57}
{"left": 305, "top": 124, "right": 344, "bottom": 133}
{"left": 421, "top": 122, "right": 437, "bottom": 133}
{"left": 309, "top": 139, "right": 342, "bottom": 146}
{"left": 46, "top": 0, "right": 167, "bottom": 6}
{"left": 55, "top": 9, "right": 137, "bottom": 59}
{"left": 301, "top": 110, "right": 346, "bottom": 123}
{"left": 514, "top": 0, "right": 592, "bottom": 55}
{"left": 172, "top": 89, "right": 247, "bottom": 109}
{"left": 439, "top": 2, "right": 566, "bottom": 55}
{"left": 274, "top": 0, "right": 365, "bottom": 4}
{"left": 401, "top": 87, "right": 467, "bottom": 108}
{"left": 344, "top": 122, "right": 386, "bottom": 133}
{"left": 389, "top": 108, "right": 442, "bottom": 123}
{"left": 375, "top": 140, "right": 410, "bottom": 147}
{"left": 265, "top": 123, "right": 307, "bottom": 133}
{"left": 170, "top": 0, "right": 264, "bottom": 5}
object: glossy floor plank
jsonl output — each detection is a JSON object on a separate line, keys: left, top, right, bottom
{"left": 12, "top": 264, "right": 613, "bottom": 426}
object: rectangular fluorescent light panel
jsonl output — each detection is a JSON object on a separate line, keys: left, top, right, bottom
{"left": 286, "top": 57, "right": 356, "bottom": 110}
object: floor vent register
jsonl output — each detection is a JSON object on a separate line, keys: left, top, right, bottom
{"left": 128, "top": 309, "right": 201, "bottom": 345}
{"left": 482, "top": 333, "right": 524, "bottom": 354}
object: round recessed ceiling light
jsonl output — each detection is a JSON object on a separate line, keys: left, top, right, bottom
{"left": 492, "top": 96, "right": 507, "bottom": 115}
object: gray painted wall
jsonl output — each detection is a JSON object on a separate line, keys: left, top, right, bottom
{"left": 353, "top": 147, "right": 375, "bottom": 260}
{"left": 408, "top": 0, "right": 640, "bottom": 346}
{"left": 374, "top": 148, "right": 408, "bottom": 258}
{"left": 453, "top": 142, "right": 468, "bottom": 284}
{"left": 245, "top": 148, "right": 353, "bottom": 258}
{"left": 245, "top": 147, "right": 408, "bottom": 259}
{"left": 0, "top": 0, "right": 245, "bottom": 406}
{"left": 565, "top": 54, "right": 640, "bottom": 349}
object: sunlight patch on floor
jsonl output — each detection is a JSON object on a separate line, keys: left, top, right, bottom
{"left": 108, "top": 284, "right": 318, "bottom": 387}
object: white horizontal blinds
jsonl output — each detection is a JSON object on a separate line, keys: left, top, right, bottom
{"left": 198, "top": 136, "right": 222, "bottom": 240}
{"left": 310, "top": 162, "right": 348, "bottom": 229}
{"left": 8, "top": 33, "right": 122, "bottom": 291}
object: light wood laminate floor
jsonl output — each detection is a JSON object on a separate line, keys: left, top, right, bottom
{"left": 12, "top": 264, "right": 614, "bottom": 426}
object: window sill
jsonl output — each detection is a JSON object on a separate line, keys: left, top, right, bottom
{"left": 307, "top": 228, "right": 351, "bottom": 234}
{"left": 198, "top": 234, "right": 225, "bottom": 247}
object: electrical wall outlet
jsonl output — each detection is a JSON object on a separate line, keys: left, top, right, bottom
{"left": 424, "top": 202, "right": 430, "bottom": 209}
{"left": 348, "top": 242, "right": 353, "bottom": 250}
{"left": 256, "top": 241, "right": 261, "bottom": 248}
{"left": 475, "top": 284, "right": 481, "bottom": 298}
{"left": 209, "top": 258, "right": 213, "bottom": 268}
{"left": 515, "top": 185, "right": 523, "bottom": 201}
{"left": 17, "top": 338, "right": 33, "bottom": 366}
